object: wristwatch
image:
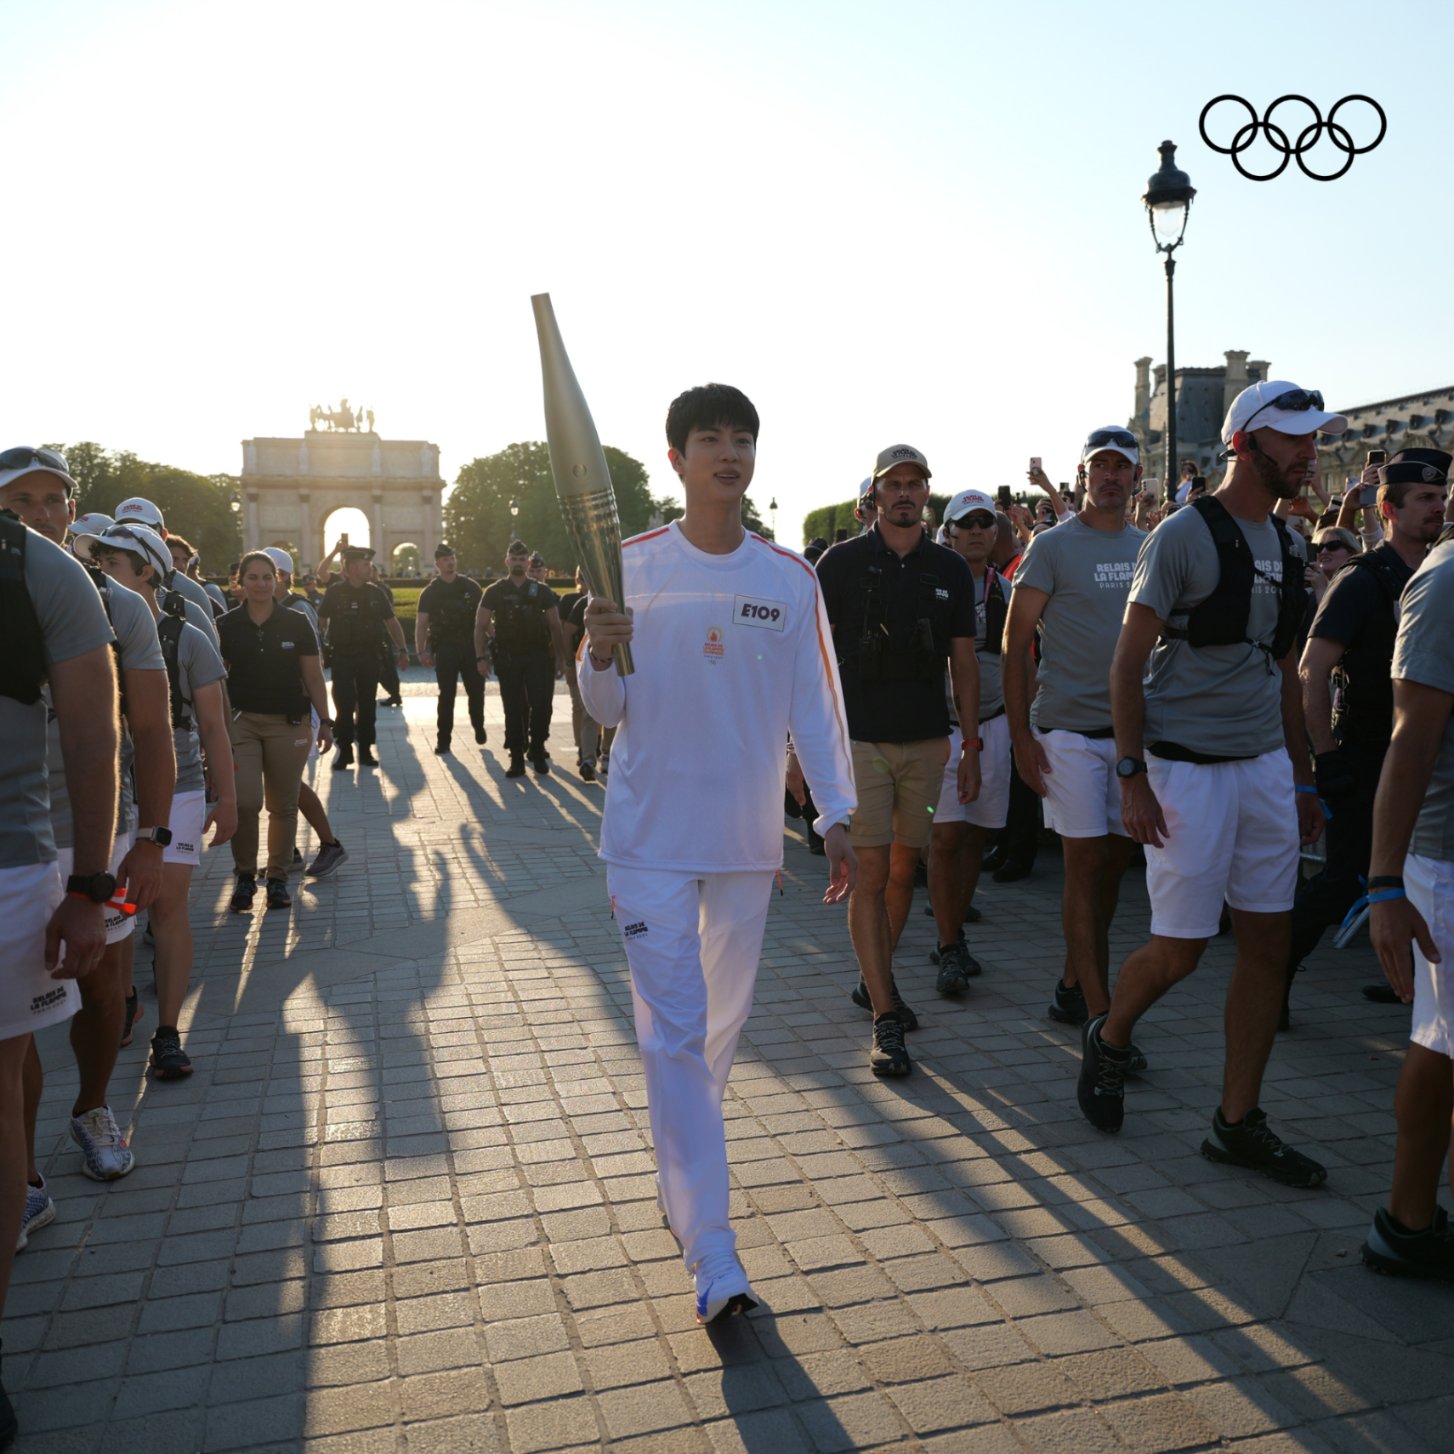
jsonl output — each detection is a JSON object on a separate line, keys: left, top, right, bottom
{"left": 135, "top": 826, "right": 173, "bottom": 847}
{"left": 67, "top": 871, "right": 117, "bottom": 904}
{"left": 961, "top": 736, "right": 984, "bottom": 752}
{"left": 1115, "top": 756, "right": 1147, "bottom": 779}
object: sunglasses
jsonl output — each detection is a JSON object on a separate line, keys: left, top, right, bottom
{"left": 950, "top": 512, "right": 997, "bottom": 529}
{"left": 1083, "top": 429, "right": 1138, "bottom": 452}
{"left": 0, "top": 445, "right": 70, "bottom": 475}
{"left": 1314, "top": 539, "right": 1352, "bottom": 555}
{"left": 1241, "top": 389, "right": 1325, "bottom": 433}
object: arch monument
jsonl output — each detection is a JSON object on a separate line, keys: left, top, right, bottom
{"left": 240, "top": 410, "right": 444, "bottom": 571}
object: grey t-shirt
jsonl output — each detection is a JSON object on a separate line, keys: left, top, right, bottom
{"left": 3, "top": 533, "right": 115, "bottom": 868}
{"left": 1014, "top": 517, "right": 1145, "bottom": 733}
{"left": 1392, "top": 544, "right": 1454, "bottom": 863}
{"left": 170, "top": 621, "right": 228, "bottom": 796}
{"left": 166, "top": 571, "right": 221, "bottom": 644}
{"left": 47, "top": 576, "right": 165, "bottom": 847}
{"left": 1130, "top": 505, "right": 1288, "bottom": 758}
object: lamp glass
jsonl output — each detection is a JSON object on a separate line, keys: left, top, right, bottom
{"left": 1150, "top": 198, "right": 1188, "bottom": 249}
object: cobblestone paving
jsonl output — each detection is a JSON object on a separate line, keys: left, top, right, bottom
{"left": 11, "top": 672, "right": 1451, "bottom": 1451}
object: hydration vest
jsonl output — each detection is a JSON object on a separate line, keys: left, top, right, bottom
{"left": 980, "top": 566, "right": 1008, "bottom": 658}
{"left": 1161, "top": 496, "right": 1304, "bottom": 663}
{"left": 0, "top": 511, "right": 46, "bottom": 705}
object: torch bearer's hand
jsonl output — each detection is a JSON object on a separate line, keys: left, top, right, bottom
{"left": 584, "top": 599, "right": 633, "bottom": 669}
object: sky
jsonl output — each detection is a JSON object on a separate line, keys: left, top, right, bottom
{"left": 4, "top": 0, "right": 1449, "bottom": 546}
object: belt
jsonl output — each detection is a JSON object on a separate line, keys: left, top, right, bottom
{"left": 1148, "top": 740, "right": 1255, "bottom": 765}
{"left": 1038, "top": 723, "right": 1114, "bottom": 739}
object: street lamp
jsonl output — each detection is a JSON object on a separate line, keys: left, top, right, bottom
{"left": 229, "top": 492, "right": 241, "bottom": 514}
{"left": 509, "top": 497, "right": 520, "bottom": 519}
{"left": 1143, "top": 140, "right": 1196, "bottom": 482}
{"left": 769, "top": 496, "right": 778, "bottom": 539}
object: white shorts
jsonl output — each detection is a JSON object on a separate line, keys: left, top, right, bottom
{"left": 164, "top": 790, "right": 206, "bottom": 866}
{"left": 1144, "top": 750, "right": 1298, "bottom": 940}
{"left": 0, "top": 863, "right": 80, "bottom": 1040}
{"left": 935, "top": 715, "right": 1012, "bottom": 829}
{"left": 1034, "top": 728, "right": 1127, "bottom": 840}
{"left": 57, "top": 835, "right": 135, "bottom": 944}
{"left": 1407, "top": 853, "right": 1454, "bottom": 1059}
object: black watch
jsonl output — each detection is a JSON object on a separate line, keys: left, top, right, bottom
{"left": 67, "top": 872, "right": 117, "bottom": 904}
{"left": 1115, "top": 756, "right": 1147, "bottom": 779}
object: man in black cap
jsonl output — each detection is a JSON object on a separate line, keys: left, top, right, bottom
{"left": 319, "top": 547, "right": 409, "bottom": 769}
{"left": 1288, "top": 448, "right": 1450, "bottom": 1016}
{"left": 416, "top": 543, "right": 486, "bottom": 755}
{"left": 475, "top": 541, "right": 567, "bottom": 777}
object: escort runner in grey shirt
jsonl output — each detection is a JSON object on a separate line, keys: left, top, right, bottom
{"left": 1392, "top": 545, "right": 1454, "bottom": 862}
{"left": 45, "top": 576, "right": 164, "bottom": 848}
{"left": 1014, "top": 517, "right": 1145, "bottom": 732}
{"left": 165, "top": 570, "right": 220, "bottom": 645}
{"left": 171, "top": 622, "right": 228, "bottom": 795}
{"left": 3, "top": 534, "right": 115, "bottom": 867}
{"left": 1129, "top": 506, "right": 1288, "bottom": 758}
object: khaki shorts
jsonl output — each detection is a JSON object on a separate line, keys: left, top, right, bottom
{"left": 849, "top": 738, "right": 949, "bottom": 849}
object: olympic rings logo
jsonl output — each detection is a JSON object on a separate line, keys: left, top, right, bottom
{"left": 1198, "top": 95, "right": 1386, "bottom": 181}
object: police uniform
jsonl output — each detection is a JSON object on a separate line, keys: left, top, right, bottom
{"left": 319, "top": 554, "right": 396, "bottom": 753}
{"left": 419, "top": 572, "right": 485, "bottom": 747}
{"left": 482, "top": 575, "right": 557, "bottom": 762}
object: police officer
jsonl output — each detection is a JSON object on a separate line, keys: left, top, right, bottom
{"left": 319, "top": 546, "right": 409, "bottom": 769}
{"left": 417, "top": 543, "right": 486, "bottom": 755}
{"left": 815, "top": 444, "right": 979, "bottom": 1077}
{"left": 475, "top": 540, "right": 567, "bottom": 778}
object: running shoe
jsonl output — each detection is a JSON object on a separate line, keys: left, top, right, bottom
{"left": 70, "top": 1106, "right": 135, "bottom": 1181}
{"left": 869, "top": 1012, "right": 912, "bottom": 1077}
{"left": 929, "top": 934, "right": 982, "bottom": 978}
{"left": 265, "top": 878, "right": 292, "bottom": 911}
{"left": 149, "top": 1028, "right": 193, "bottom": 1081}
{"left": 579, "top": 760, "right": 596, "bottom": 782}
{"left": 120, "top": 988, "right": 142, "bottom": 1048}
{"left": 1201, "top": 1107, "right": 1327, "bottom": 1188}
{"left": 1077, "top": 1014, "right": 1129, "bottom": 1134}
{"left": 694, "top": 1254, "right": 757, "bottom": 1325}
{"left": 306, "top": 841, "right": 349, "bottom": 878}
{"left": 851, "top": 975, "right": 918, "bottom": 1031}
{"left": 229, "top": 876, "right": 257, "bottom": 913}
{"left": 16, "top": 1178, "right": 55, "bottom": 1251}
{"left": 1048, "top": 979, "right": 1088, "bottom": 1026}
{"left": 1362, "top": 1206, "right": 1454, "bottom": 1282}
{"left": 934, "top": 941, "right": 974, "bottom": 998}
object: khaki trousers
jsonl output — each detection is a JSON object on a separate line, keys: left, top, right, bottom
{"left": 230, "top": 712, "right": 312, "bottom": 879}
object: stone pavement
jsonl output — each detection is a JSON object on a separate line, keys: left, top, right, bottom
{"left": 10, "top": 670, "right": 1452, "bottom": 1453}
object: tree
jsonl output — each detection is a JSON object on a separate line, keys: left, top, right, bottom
{"left": 628, "top": 492, "right": 771, "bottom": 539}
{"left": 47, "top": 442, "right": 243, "bottom": 568}
{"left": 444, "top": 442, "right": 659, "bottom": 573}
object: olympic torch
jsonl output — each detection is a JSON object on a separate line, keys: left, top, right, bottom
{"left": 530, "top": 293, "right": 634, "bottom": 676}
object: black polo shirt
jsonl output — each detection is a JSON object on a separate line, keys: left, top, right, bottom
{"left": 816, "top": 526, "right": 975, "bottom": 742}
{"left": 483, "top": 577, "right": 556, "bottom": 656}
{"left": 217, "top": 602, "right": 318, "bottom": 717}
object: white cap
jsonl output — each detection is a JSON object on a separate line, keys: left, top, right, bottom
{"left": 262, "top": 546, "right": 294, "bottom": 576}
{"left": 73, "top": 522, "right": 172, "bottom": 581}
{"left": 0, "top": 448, "right": 77, "bottom": 496}
{"left": 942, "top": 489, "right": 998, "bottom": 524}
{"left": 113, "top": 496, "right": 166, "bottom": 533}
{"left": 1222, "top": 380, "right": 1349, "bottom": 446}
{"left": 1080, "top": 428, "right": 1141, "bottom": 468}
{"left": 69, "top": 513, "right": 114, "bottom": 551}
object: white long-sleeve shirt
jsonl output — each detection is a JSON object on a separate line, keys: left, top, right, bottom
{"left": 578, "top": 521, "right": 856, "bottom": 873}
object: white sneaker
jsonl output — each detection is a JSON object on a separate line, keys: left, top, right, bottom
{"left": 694, "top": 1254, "right": 757, "bottom": 1325}
{"left": 16, "top": 1178, "right": 55, "bottom": 1251}
{"left": 70, "top": 1106, "right": 135, "bottom": 1181}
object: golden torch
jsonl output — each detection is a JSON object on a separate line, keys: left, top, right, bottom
{"left": 530, "top": 293, "right": 634, "bottom": 676}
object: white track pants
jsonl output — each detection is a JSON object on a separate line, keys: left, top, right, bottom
{"left": 607, "top": 864, "right": 776, "bottom": 1273}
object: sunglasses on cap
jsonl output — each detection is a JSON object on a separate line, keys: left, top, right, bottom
{"left": 1083, "top": 429, "right": 1138, "bottom": 453}
{"left": 1241, "top": 388, "right": 1325, "bottom": 433}
{"left": 0, "top": 445, "right": 70, "bottom": 474}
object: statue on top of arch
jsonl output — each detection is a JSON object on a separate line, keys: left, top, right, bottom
{"left": 309, "top": 400, "right": 376, "bottom": 433}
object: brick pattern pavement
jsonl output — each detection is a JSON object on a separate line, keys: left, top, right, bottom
{"left": 10, "top": 674, "right": 1451, "bottom": 1452}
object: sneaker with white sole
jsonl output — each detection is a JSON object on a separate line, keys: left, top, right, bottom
{"left": 70, "top": 1105, "right": 135, "bottom": 1181}
{"left": 306, "top": 840, "right": 349, "bottom": 878}
{"left": 694, "top": 1254, "right": 757, "bottom": 1325}
{"left": 16, "top": 1179, "right": 55, "bottom": 1251}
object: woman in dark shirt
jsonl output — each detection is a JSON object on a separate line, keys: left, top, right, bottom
{"left": 217, "top": 553, "right": 333, "bottom": 912}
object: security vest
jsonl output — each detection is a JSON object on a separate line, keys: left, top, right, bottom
{"left": 325, "top": 583, "right": 389, "bottom": 653}
{"left": 490, "top": 579, "right": 553, "bottom": 655}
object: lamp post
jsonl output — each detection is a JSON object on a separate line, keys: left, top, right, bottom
{"left": 1143, "top": 140, "right": 1196, "bottom": 482}
{"left": 509, "top": 497, "right": 520, "bottom": 519}
{"left": 769, "top": 496, "right": 778, "bottom": 540}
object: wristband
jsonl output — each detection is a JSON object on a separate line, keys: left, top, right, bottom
{"left": 961, "top": 737, "right": 983, "bottom": 752}
{"left": 1366, "top": 888, "right": 1407, "bottom": 905}
{"left": 1366, "top": 875, "right": 1404, "bottom": 891}
{"left": 1294, "top": 785, "right": 1319, "bottom": 795}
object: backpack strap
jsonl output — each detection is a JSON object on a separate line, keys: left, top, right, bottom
{"left": 0, "top": 512, "right": 46, "bottom": 705}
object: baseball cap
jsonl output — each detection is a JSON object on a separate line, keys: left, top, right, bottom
{"left": 0, "top": 446, "right": 77, "bottom": 496}
{"left": 74, "top": 522, "right": 172, "bottom": 580}
{"left": 857, "top": 477, "right": 875, "bottom": 500}
{"left": 1221, "top": 380, "right": 1349, "bottom": 446}
{"left": 262, "top": 547, "right": 295, "bottom": 576}
{"left": 69, "top": 512, "right": 114, "bottom": 546}
{"left": 943, "top": 489, "right": 998, "bottom": 525}
{"left": 872, "top": 444, "right": 932, "bottom": 481}
{"left": 1080, "top": 427, "right": 1140, "bottom": 468}
{"left": 113, "top": 497, "right": 167, "bottom": 533}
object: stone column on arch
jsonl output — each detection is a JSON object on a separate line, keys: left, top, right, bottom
{"left": 422, "top": 490, "right": 437, "bottom": 563}
{"left": 370, "top": 492, "right": 385, "bottom": 563}
{"left": 244, "top": 493, "right": 260, "bottom": 549}
{"left": 298, "top": 493, "right": 313, "bottom": 570}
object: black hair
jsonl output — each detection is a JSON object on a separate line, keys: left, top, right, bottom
{"left": 664, "top": 384, "right": 759, "bottom": 454}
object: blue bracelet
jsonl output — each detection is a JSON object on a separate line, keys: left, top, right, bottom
{"left": 1366, "top": 888, "right": 1407, "bottom": 905}
{"left": 1295, "top": 785, "right": 1318, "bottom": 795}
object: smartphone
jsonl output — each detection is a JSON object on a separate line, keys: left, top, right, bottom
{"left": 1029, "top": 456, "right": 1042, "bottom": 471}
{"left": 1358, "top": 484, "right": 1381, "bottom": 507}
{"left": 1368, "top": 449, "right": 1387, "bottom": 467}
{"left": 341, "top": 532, "right": 349, "bottom": 547}
{"left": 997, "top": 485, "right": 1013, "bottom": 509}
